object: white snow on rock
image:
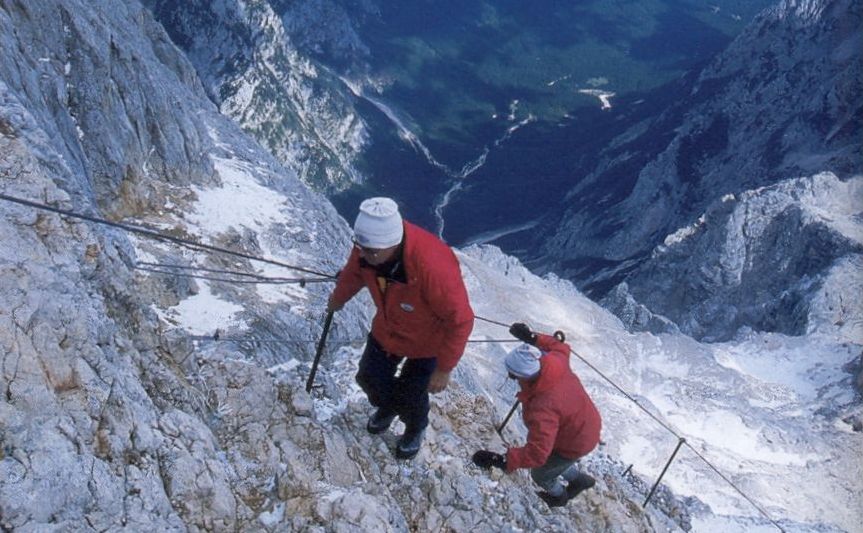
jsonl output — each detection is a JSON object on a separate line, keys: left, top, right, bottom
{"left": 188, "top": 157, "right": 292, "bottom": 235}
{"left": 157, "top": 281, "right": 246, "bottom": 335}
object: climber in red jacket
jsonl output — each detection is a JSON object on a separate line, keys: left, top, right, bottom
{"left": 327, "top": 197, "right": 474, "bottom": 459}
{"left": 472, "top": 323, "right": 601, "bottom": 507}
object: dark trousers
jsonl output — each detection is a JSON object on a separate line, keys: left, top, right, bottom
{"left": 356, "top": 335, "right": 437, "bottom": 433}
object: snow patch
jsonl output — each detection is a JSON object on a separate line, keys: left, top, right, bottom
{"left": 546, "top": 74, "right": 571, "bottom": 87}
{"left": 267, "top": 358, "right": 301, "bottom": 374}
{"left": 157, "top": 281, "right": 246, "bottom": 335}
{"left": 668, "top": 410, "right": 814, "bottom": 466}
{"left": 662, "top": 214, "right": 707, "bottom": 247}
{"left": 463, "top": 219, "right": 541, "bottom": 246}
{"left": 578, "top": 89, "right": 616, "bottom": 109}
{"left": 258, "top": 502, "right": 284, "bottom": 527}
{"left": 459, "top": 245, "right": 862, "bottom": 531}
{"left": 188, "top": 157, "right": 289, "bottom": 235}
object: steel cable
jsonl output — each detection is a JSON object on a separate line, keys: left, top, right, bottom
{"left": 0, "top": 192, "right": 337, "bottom": 279}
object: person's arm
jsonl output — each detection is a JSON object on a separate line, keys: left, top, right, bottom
{"left": 505, "top": 406, "right": 559, "bottom": 472}
{"left": 534, "top": 333, "right": 570, "bottom": 357}
{"left": 327, "top": 248, "right": 365, "bottom": 312}
{"left": 424, "top": 259, "right": 474, "bottom": 392}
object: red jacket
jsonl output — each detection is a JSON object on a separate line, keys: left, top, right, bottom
{"left": 331, "top": 222, "right": 474, "bottom": 372}
{"left": 506, "top": 334, "right": 602, "bottom": 472}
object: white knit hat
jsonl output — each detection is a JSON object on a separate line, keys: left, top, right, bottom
{"left": 353, "top": 197, "right": 404, "bottom": 249}
{"left": 505, "top": 343, "right": 542, "bottom": 379}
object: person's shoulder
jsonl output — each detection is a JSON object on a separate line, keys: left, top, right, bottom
{"left": 405, "top": 221, "right": 449, "bottom": 249}
{"left": 405, "top": 222, "right": 458, "bottom": 266}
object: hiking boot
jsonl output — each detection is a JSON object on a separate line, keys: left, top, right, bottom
{"left": 366, "top": 409, "right": 397, "bottom": 435}
{"left": 394, "top": 428, "right": 425, "bottom": 459}
{"left": 566, "top": 473, "right": 596, "bottom": 499}
{"left": 537, "top": 490, "right": 569, "bottom": 508}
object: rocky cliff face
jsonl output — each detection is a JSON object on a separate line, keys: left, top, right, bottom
{"left": 536, "top": 0, "right": 862, "bottom": 323}
{"left": 143, "top": 0, "right": 369, "bottom": 193}
{"left": 274, "top": 0, "right": 376, "bottom": 69}
{"left": 1, "top": 0, "right": 352, "bottom": 528}
{"left": 603, "top": 172, "right": 863, "bottom": 341}
{"left": 0, "top": 1, "right": 673, "bottom": 530}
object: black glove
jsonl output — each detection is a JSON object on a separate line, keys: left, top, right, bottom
{"left": 472, "top": 450, "right": 506, "bottom": 470}
{"left": 509, "top": 322, "right": 537, "bottom": 345}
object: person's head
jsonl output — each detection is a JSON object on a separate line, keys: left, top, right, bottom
{"left": 505, "top": 343, "right": 542, "bottom": 382}
{"left": 353, "top": 197, "right": 404, "bottom": 265}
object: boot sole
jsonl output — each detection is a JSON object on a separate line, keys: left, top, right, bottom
{"left": 394, "top": 446, "right": 421, "bottom": 460}
{"left": 367, "top": 422, "right": 394, "bottom": 435}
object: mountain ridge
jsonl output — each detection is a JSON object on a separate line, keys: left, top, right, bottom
{"left": 535, "top": 0, "right": 860, "bottom": 276}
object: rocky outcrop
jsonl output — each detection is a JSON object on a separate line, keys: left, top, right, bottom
{"left": 602, "top": 172, "right": 863, "bottom": 341}
{"left": 0, "top": 0, "right": 349, "bottom": 528}
{"left": 275, "top": 0, "right": 376, "bottom": 68}
{"left": 0, "top": 0, "right": 215, "bottom": 212}
{"left": 143, "top": 0, "right": 368, "bottom": 192}
{"left": 536, "top": 0, "right": 862, "bottom": 307}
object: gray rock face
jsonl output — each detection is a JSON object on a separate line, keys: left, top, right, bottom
{"left": 603, "top": 173, "right": 863, "bottom": 341}
{"left": 275, "top": 0, "right": 377, "bottom": 66}
{"left": 5, "top": 0, "right": 855, "bottom": 529}
{"left": 537, "top": 0, "right": 862, "bottom": 308}
{"left": 0, "top": 0, "right": 214, "bottom": 212}
{"left": 0, "top": 0, "right": 350, "bottom": 529}
{"left": 143, "top": 0, "right": 369, "bottom": 192}
{"left": 858, "top": 356, "right": 863, "bottom": 395}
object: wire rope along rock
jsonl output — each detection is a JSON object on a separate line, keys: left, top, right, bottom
{"left": 0, "top": 192, "right": 337, "bottom": 279}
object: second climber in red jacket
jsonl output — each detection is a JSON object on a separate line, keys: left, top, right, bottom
{"left": 327, "top": 197, "right": 474, "bottom": 459}
{"left": 472, "top": 323, "right": 602, "bottom": 507}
